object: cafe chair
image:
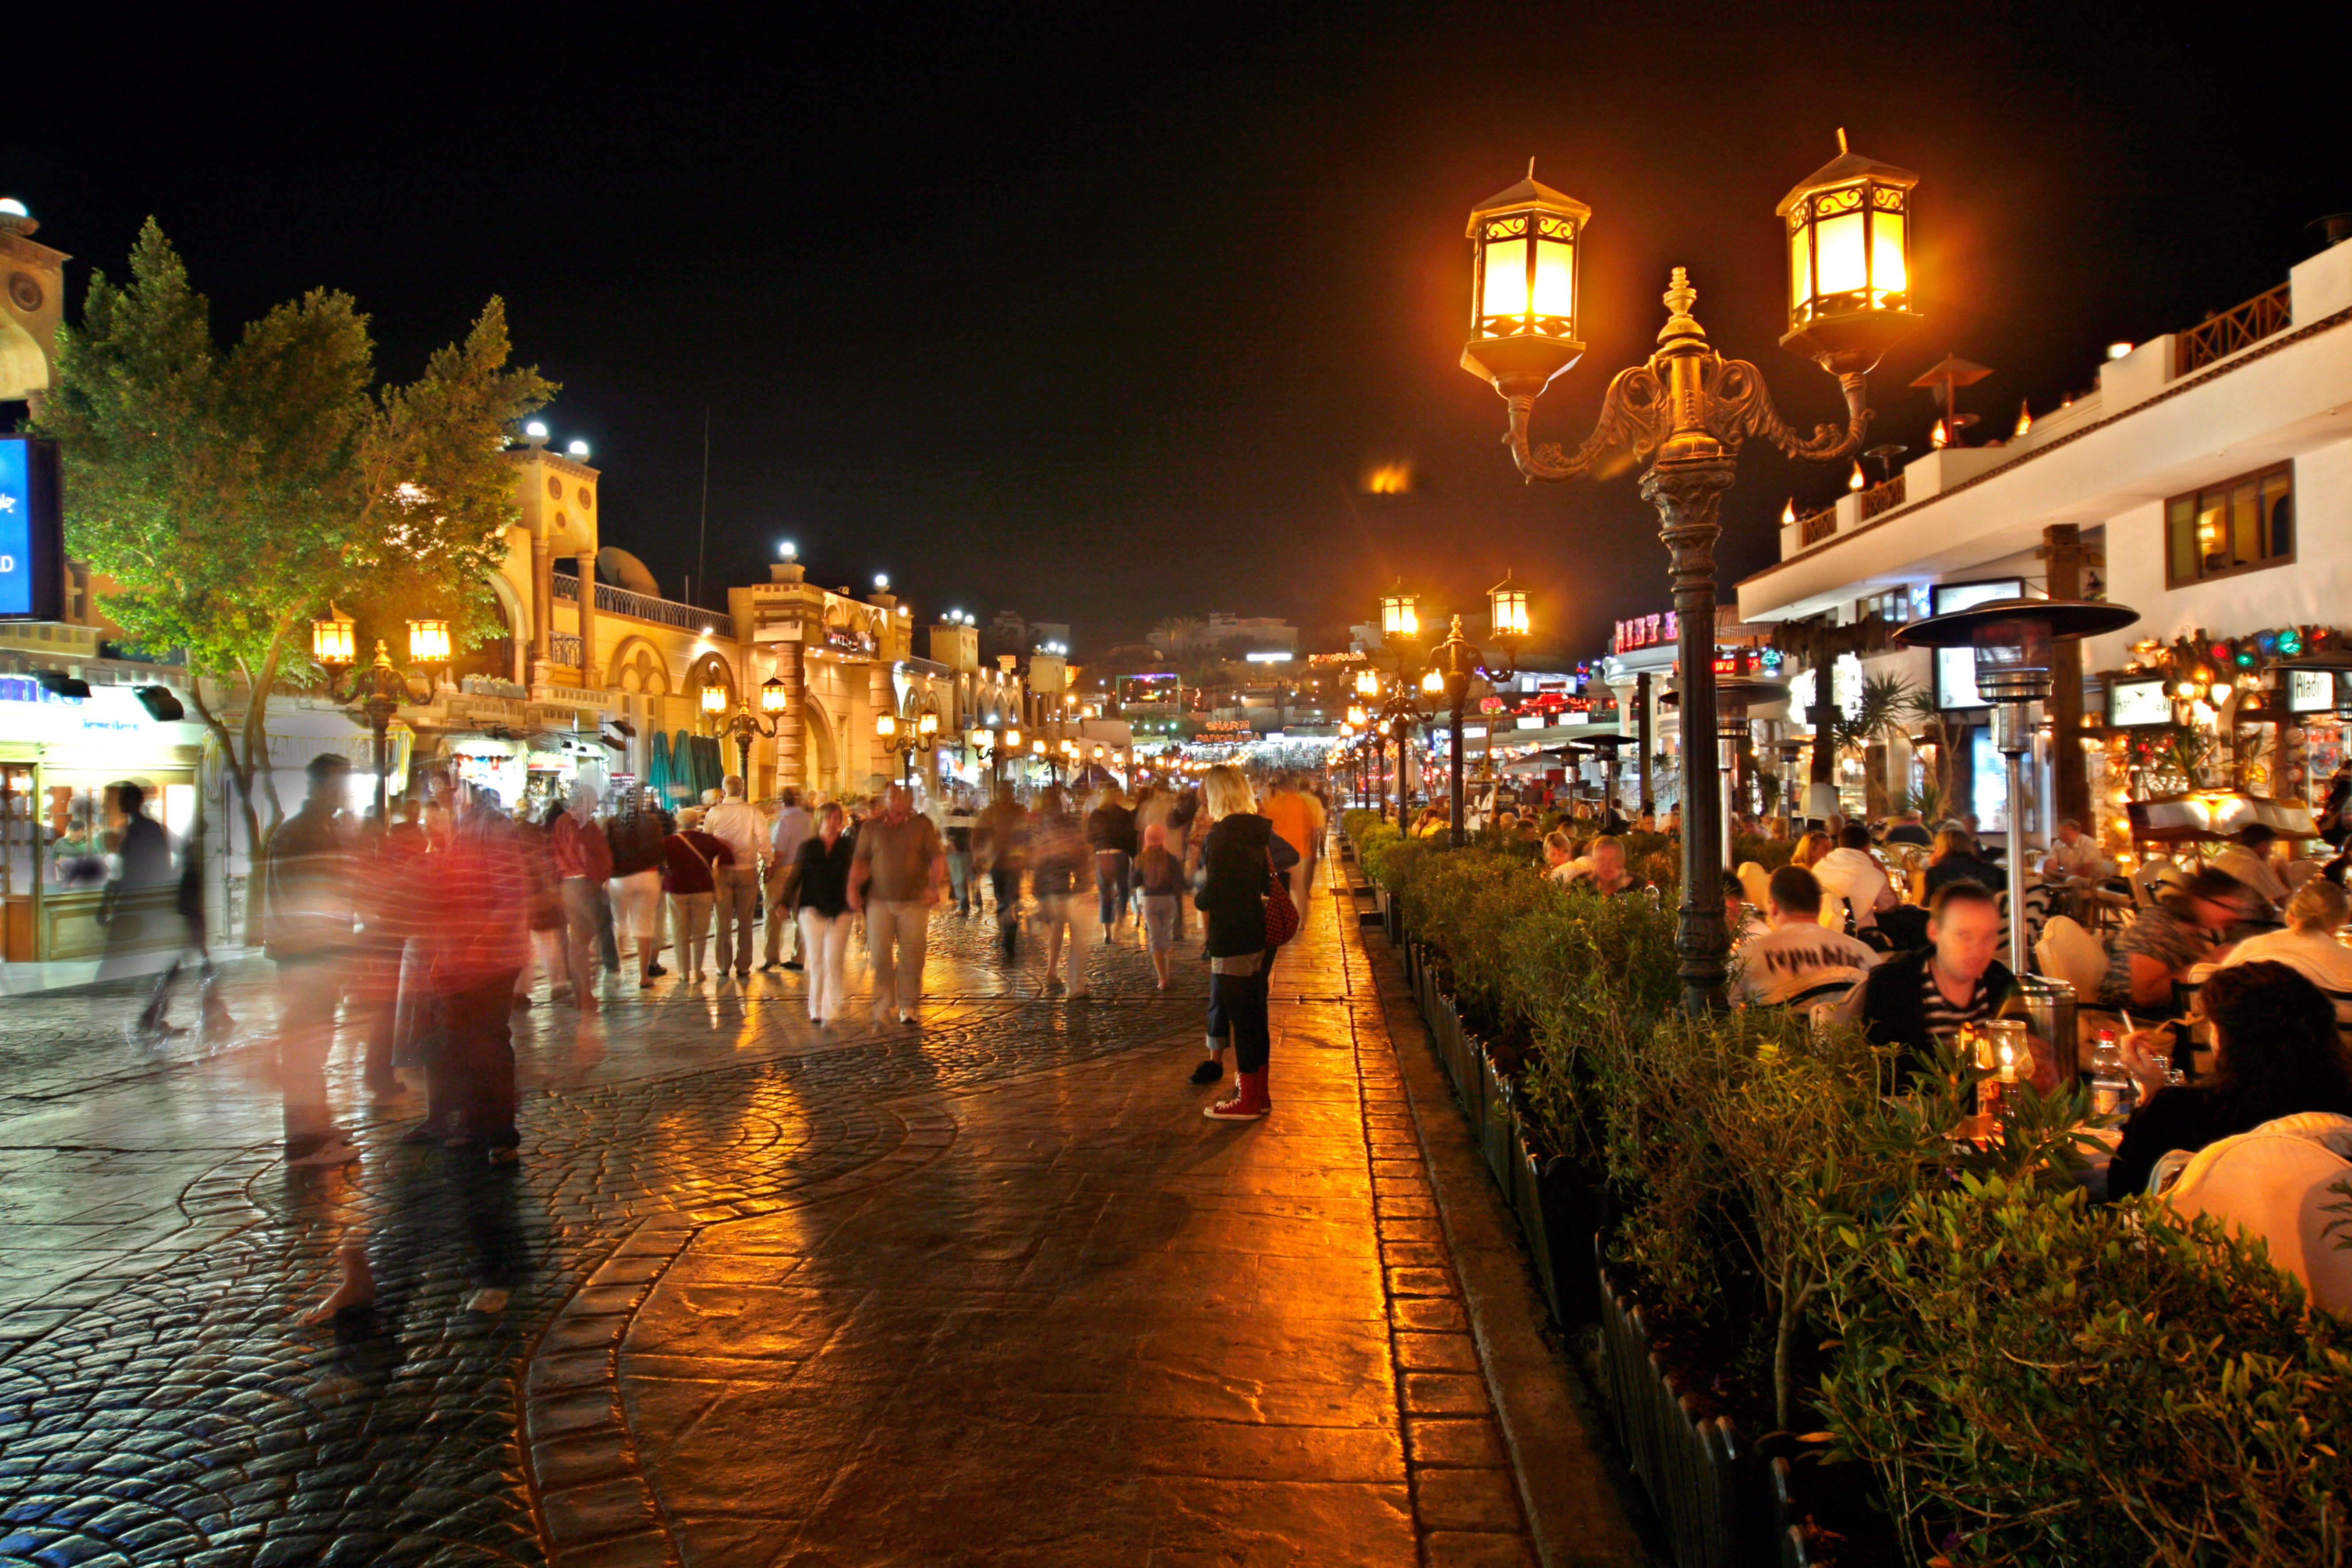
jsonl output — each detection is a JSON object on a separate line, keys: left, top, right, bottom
{"left": 1736, "top": 861, "right": 1772, "bottom": 911}
{"left": 2159, "top": 1113, "right": 2352, "bottom": 1314}
{"left": 2035, "top": 915, "right": 2109, "bottom": 998}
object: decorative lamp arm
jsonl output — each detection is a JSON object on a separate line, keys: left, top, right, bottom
{"left": 1506, "top": 363, "right": 1673, "bottom": 485}
{"left": 1723, "top": 361, "right": 1873, "bottom": 464}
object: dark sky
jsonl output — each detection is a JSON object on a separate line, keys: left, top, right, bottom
{"left": 9, "top": 6, "right": 2344, "bottom": 655}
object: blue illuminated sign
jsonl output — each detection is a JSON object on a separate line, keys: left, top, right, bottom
{"left": 0, "top": 435, "right": 63, "bottom": 621}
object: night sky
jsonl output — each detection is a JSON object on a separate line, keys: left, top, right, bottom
{"left": 8, "top": 7, "right": 2343, "bottom": 656}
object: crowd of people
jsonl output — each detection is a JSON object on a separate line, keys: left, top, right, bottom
{"left": 148, "top": 757, "right": 1340, "bottom": 1174}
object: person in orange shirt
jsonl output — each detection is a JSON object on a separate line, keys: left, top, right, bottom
{"left": 1261, "top": 773, "right": 1325, "bottom": 923}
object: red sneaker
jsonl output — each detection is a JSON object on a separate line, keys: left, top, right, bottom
{"left": 1204, "top": 1071, "right": 1270, "bottom": 1121}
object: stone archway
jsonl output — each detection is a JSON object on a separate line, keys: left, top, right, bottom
{"left": 802, "top": 698, "right": 837, "bottom": 796}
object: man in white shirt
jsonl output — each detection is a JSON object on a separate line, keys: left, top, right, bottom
{"left": 2039, "top": 817, "right": 2113, "bottom": 883}
{"left": 762, "top": 787, "right": 814, "bottom": 971}
{"left": 1811, "top": 824, "right": 1897, "bottom": 932}
{"left": 1733, "top": 865, "right": 1881, "bottom": 1007}
{"left": 2211, "top": 823, "right": 2291, "bottom": 915}
{"left": 701, "top": 775, "right": 768, "bottom": 979}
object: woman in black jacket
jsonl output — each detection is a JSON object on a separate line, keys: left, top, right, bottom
{"left": 1192, "top": 766, "right": 1298, "bottom": 1115}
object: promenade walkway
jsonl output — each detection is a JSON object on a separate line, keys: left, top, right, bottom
{"left": 0, "top": 855, "right": 1643, "bottom": 1567}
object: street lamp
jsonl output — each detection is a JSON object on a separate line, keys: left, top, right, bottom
{"left": 878, "top": 697, "right": 941, "bottom": 783}
{"left": 701, "top": 676, "right": 785, "bottom": 788}
{"left": 312, "top": 617, "right": 420, "bottom": 822}
{"left": 407, "top": 617, "right": 452, "bottom": 666}
{"left": 1428, "top": 592, "right": 1531, "bottom": 847}
{"left": 1461, "top": 134, "right": 1922, "bottom": 1013}
{"left": 1895, "top": 597, "right": 2139, "bottom": 975}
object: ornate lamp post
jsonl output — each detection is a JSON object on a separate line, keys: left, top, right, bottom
{"left": 1461, "top": 135, "right": 1922, "bottom": 1013}
{"left": 1429, "top": 578, "right": 1529, "bottom": 847}
{"left": 1894, "top": 597, "right": 2139, "bottom": 975}
{"left": 878, "top": 698, "right": 941, "bottom": 784}
{"left": 701, "top": 675, "right": 790, "bottom": 787}
{"left": 313, "top": 609, "right": 421, "bottom": 821}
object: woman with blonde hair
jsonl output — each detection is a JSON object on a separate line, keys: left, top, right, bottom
{"left": 2217, "top": 875, "right": 2352, "bottom": 1026}
{"left": 1191, "top": 764, "right": 1298, "bottom": 1111}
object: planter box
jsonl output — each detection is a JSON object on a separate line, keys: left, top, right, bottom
{"left": 1598, "top": 1261, "right": 1779, "bottom": 1568}
{"left": 1479, "top": 1051, "right": 1515, "bottom": 1194}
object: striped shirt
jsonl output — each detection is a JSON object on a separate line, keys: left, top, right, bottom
{"left": 1918, "top": 961, "right": 1996, "bottom": 1042}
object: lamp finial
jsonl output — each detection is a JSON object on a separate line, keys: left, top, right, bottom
{"left": 1659, "top": 267, "right": 1705, "bottom": 345}
{"left": 1836, "top": 127, "right": 1848, "bottom": 155}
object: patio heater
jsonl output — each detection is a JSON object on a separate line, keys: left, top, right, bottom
{"left": 1776, "top": 737, "right": 1807, "bottom": 832}
{"left": 1896, "top": 597, "right": 2139, "bottom": 974}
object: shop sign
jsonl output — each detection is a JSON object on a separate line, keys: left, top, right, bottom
{"left": 2107, "top": 677, "right": 2172, "bottom": 727}
{"left": 0, "top": 680, "right": 159, "bottom": 739}
{"left": 2289, "top": 669, "right": 2338, "bottom": 714}
{"left": 1612, "top": 611, "right": 1679, "bottom": 654}
{"left": 0, "top": 436, "right": 65, "bottom": 622}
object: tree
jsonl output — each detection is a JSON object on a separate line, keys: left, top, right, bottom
{"left": 1149, "top": 616, "right": 1204, "bottom": 659}
{"left": 31, "top": 221, "right": 552, "bottom": 940}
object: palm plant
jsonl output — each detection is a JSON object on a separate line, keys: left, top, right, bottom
{"left": 1838, "top": 673, "right": 1921, "bottom": 818}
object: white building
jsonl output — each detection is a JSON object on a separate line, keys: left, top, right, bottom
{"left": 1736, "top": 232, "right": 2352, "bottom": 852}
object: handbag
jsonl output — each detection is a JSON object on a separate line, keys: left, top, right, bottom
{"left": 1262, "top": 851, "right": 1300, "bottom": 948}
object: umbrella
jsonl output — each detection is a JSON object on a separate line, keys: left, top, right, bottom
{"left": 648, "top": 731, "right": 672, "bottom": 805}
{"left": 670, "top": 729, "right": 698, "bottom": 801}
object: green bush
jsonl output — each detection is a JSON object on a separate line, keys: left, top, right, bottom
{"left": 1817, "top": 1176, "right": 2352, "bottom": 1567}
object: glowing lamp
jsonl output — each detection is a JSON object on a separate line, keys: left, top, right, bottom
{"left": 1347, "top": 704, "right": 1368, "bottom": 726}
{"left": 406, "top": 618, "right": 451, "bottom": 664}
{"left": 699, "top": 683, "right": 728, "bottom": 716}
{"left": 969, "top": 727, "right": 989, "bottom": 748}
{"left": 1005, "top": 728, "right": 1021, "bottom": 747}
{"left": 876, "top": 713, "right": 898, "bottom": 740}
{"left": 312, "top": 605, "right": 356, "bottom": 667}
{"left": 760, "top": 677, "right": 789, "bottom": 715}
{"left": 1487, "top": 572, "right": 1530, "bottom": 640}
{"left": 2174, "top": 681, "right": 2200, "bottom": 700}
{"left": 1421, "top": 668, "right": 1445, "bottom": 695}
{"left": 1778, "top": 130, "right": 1921, "bottom": 373}
{"left": 1355, "top": 668, "right": 1380, "bottom": 698}
{"left": 1092, "top": 745, "right": 1105, "bottom": 759}
{"left": 918, "top": 712, "right": 939, "bottom": 737}
{"left": 1381, "top": 589, "right": 1420, "bottom": 642}
{"left": 1459, "top": 166, "right": 1590, "bottom": 398}
{"left": 1032, "top": 739, "right": 1045, "bottom": 755}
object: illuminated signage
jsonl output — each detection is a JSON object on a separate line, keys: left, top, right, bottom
{"left": 1613, "top": 611, "right": 1679, "bottom": 654}
{"left": 1932, "top": 578, "right": 2024, "bottom": 709}
{"left": 0, "top": 436, "right": 65, "bottom": 622}
{"left": 2107, "top": 677, "right": 2171, "bottom": 727}
{"left": 2289, "top": 668, "right": 2338, "bottom": 713}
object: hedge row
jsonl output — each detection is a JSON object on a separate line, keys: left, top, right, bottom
{"left": 1345, "top": 809, "right": 2351, "bottom": 1568}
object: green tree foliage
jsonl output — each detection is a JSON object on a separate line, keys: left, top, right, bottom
{"left": 31, "top": 222, "right": 550, "bottom": 931}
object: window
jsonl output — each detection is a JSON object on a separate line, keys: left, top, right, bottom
{"left": 2166, "top": 463, "right": 2292, "bottom": 586}
{"left": 1855, "top": 587, "right": 1912, "bottom": 626}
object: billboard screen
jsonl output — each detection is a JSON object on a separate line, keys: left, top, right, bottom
{"left": 0, "top": 436, "right": 64, "bottom": 621}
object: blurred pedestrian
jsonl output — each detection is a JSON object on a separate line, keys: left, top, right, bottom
{"left": 763, "top": 787, "right": 812, "bottom": 971}
{"left": 1086, "top": 783, "right": 1137, "bottom": 937}
{"left": 978, "top": 786, "right": 1029, "bottom": 958}
{"left": 1262, "top": 772, "right": 1325, "bottom": 919}
{"left": 606, "top": 787, "right": 670, "bottom": 989}
{"left": 849, "top": 783, "right": 944, "bottom": 1025}
{"left": 661, "top": 805, "right": 731, "bottom": 981}
{"left": 702, "top": 775, "right": 766, "bottom": 980}
{"left": 424, "top": 786, "right": 531, "bottom": 1162}
{"left": 1137, "top": 821, "right": 1183, "bottom": 989}
{"left": 551, "top": 781, "right": 613, "bottom": 1013}
{"left": 942, "top": 789, "right": 978, "bottom": 917}
{"left": 265, "top": 755, "right": 362, "bottom": 1167}
{"left": 796, "top": 802, "right": 857, "bottom": 1025}
{"left": 1029, "top": 791, "right": 1093, "bottom": 997}
{"left": 98, "top": 780, "right": 176, "bottom": 998}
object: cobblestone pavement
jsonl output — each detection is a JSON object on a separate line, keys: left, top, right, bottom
{"left": 0, "top": 870, "right": 1567, "bottom": 1566}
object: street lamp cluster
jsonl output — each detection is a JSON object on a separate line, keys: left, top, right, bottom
{"left": 310, "top": 606, "right": 457, "bottom": 817}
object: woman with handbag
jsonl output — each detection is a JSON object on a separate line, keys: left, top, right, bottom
{"left": 1192, "top": 765, "right": 1299, "bottom": 1117}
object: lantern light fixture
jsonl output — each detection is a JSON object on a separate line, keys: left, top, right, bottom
{"left": 406, "top": 617, "right": 451, "bottom": 665}
{"left": 567, "top": 439, "right": 591, "bottom": 459}
{"left": 1776, "top": 129, "right": 1920, "bottom": 374}
{"left": 875, "top": 713, "right": 898, "bottom": 740}
{"left": 1380, "top": 587, "right": 1421, "bottom": 642}
{"left": 1005, "top": 727, "right": 1021, "bottom": 747}
{"left": 760, "top": 677, "right": 790, "bottom": 715}
{"left": 312, "top": 604, "right": 357, "bottom": 667}
{"left": 1459, "top": 161, "right": 1590, "bottom": 399}
{"left": 1486, "top": 571, "right": 1530, "bottom": 640}
{"left": 699, "top": 683, "right": 728, "bottom": 716}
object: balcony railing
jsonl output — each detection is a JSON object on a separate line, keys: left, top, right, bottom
{"left": 2176, "top": 282, "right": 2292, "bottom": 376}
{"left": 1857, "top": 472, "right": 1906, "bottom": 522}
{"left": 548, "top": 632, "right": 583, "bottom": 669}
{"left": 551, "top": 573, "right": 711, "bottom": 632}
{"left": 1797, "top": 505, "right": 1837, "bottom": 547}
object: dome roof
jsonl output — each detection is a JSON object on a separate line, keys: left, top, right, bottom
{"left": 597, "top": 547, "right": 660, "bottom": 598}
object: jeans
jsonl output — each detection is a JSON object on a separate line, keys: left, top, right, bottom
{"left": 668, "top": 890, "right": 714, "bottom": 974}
{"left": 1094, "top": 851, "right": 1132, "bottom": 927}
{"left": 946, "top": 851, "right": 972, "bottom": 913}
{"left": 991, "top": 867, "right": 1022, "bottom": 955}
{"left": 712, "top": 864, "right": 761, "bottom": 974}
{"left": 1035, "top": 892, "right": 1096, "bottom": 994}
{"left": 275, "top": 952, "right": 348, "bottom": 1154}
{"left": 866, "top": 898, "right": 931, "bottom": 1014}
{"left": 798, "top": 908, "right": 853, "bottom": 1020}
{"left": 610, "top": 869, "right": 663, "bottom": 972}
{"left": 764, "top": 865, "right": 802, "bottom": 964}
{"left": 559, "top": 879, "right": 603, "bottom": 1005}
{"left": 431, "top": 971, "right": 522, "bottom": 1148}
{"left": 1209, "top": 964, "right": 1271, "bottom": 1073}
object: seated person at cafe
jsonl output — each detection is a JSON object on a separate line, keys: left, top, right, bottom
{"left": 1882, "top": 808, "right": 1932, "bottom": 848}
{"left": 1561, "top": 834, "right": 1637, "bottom": 895}
{"left": 1923, "top": 825, "right": 2005, "bottom": 900}
{"left": 2213, "top": 877, "right": 2352, "bottom": 1027}
{"left": 2107, "top": 960, "right": 2352, "bottom": 1198}
{"left": 1836, "top": 881, "right": 2049, "bottom": 1090}
{"left": 2099, "top": 867, "right": 2255, "bottom": 1011}
{"left": 1733, "top": 866, "right": 1879, "bottom": 1007}
{"left": 2211, "top": 822, "right": 2291, "bottom": 916}
{"left": 2039, "top": 817, "right": 2114, "bottom": 883}
{"left": 1812, "top": 823, "right": 1898, "bottom": 933}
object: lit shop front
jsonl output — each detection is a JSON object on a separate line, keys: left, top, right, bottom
{"left": 0, "top": 676, "right": 205, "bottom": 964}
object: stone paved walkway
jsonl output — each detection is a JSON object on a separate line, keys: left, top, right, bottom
{"left": 0, "top": 858, "right": 1594, "bottom": 1566}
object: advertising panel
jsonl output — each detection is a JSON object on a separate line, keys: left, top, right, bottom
{"left": 0, "top": 435, "right": 65, "bottom": 621}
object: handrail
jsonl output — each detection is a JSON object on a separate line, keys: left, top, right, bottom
{"left": 1857, "top": 472, "right": 1906, "bottom": 522}
{"left": 2176, "top": 282, "right": 2291, "bottom": 375}
{"left": 1797, "top": 506, "right": 1837, "bottom": 547}
{"left": 550, "top": 572, "right": 710, "bottom": 632}
{"left": 548, "top": 632, "right": 583, "bottom": 669}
